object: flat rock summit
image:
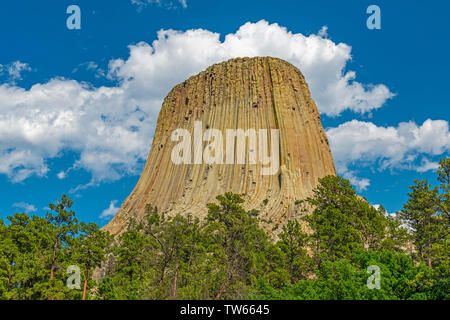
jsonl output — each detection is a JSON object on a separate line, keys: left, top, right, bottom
{"left": 103, "top": 57, "right": 336, "bottom": 235}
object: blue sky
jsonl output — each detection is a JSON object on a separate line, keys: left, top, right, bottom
{"left": 0, "top": 0, "right": 448, "bottom": 226}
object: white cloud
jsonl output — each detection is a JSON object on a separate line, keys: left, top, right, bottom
{"left": 318, "top": 26, "right": 328, "bottom": 38}
{"left": 337, "top": 165, "right": 371, "bottom": 191}
{"left": 8, "top": 61, "right": 31, "bottom": 81}
{"left": 72, "top": 61, "right": 106, "bottom": 78}
{"left": 178, "top": 0, "right": 187, "bottom": 8}
{"left": 0, "top": 20, "right": 394, "bottom": 186}
{"left": 57, "top": 171, "right": 67, "bottom": 179}
{"left": 108, "top": 20, "right": 393, "bottom": 116}
{"left": 327, "top": 119, "right": 450, "bottom": 189}
{"left": 12, "top": 202, "right": 37, "bottom": 213}
{"left": 100, "top": 200, "right": 119, "bottom": 219}
{"left": 415, "top": 158, "right": 440, "bottom": 173}
{"left": 0, "top": 61, "right": 31, "bottom": 84}
{"left": 0, "top": 78, "right": 151, "bottom": 184}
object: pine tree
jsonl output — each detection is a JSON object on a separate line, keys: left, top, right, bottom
{"left": 0, "top": 213, "right": 56, "bottom": 299}
{"left": 204, "top": 192, "right": 271, "bottom": 299}
{"left": 277, "top": 220, "right": 311, "bottom": 282}
{"left": 400, "top": 180, "right": 441, "bottom": 267}
{"left": 70, "top": 222, "right": 113, "bottom": 300}
{"left": 112, "top": 218, "right": 149, "bottom": 299}
{"left": 436, "top": 158, "right": 450, "bottom": 227}
{"left": 304, "top": 176, "right": 366, "bottom": 263}
{"left": 141, "top": 207, "right": 202, "bottom": 298}
{"left": 45, "top": 195, "right": 79, "bottom": 299}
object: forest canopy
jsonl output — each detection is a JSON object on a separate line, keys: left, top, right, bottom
{"left": 1, "top": 158, "right": 448, "bottom": 300}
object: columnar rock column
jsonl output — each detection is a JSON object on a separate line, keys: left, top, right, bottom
{"left": 103, "top": 57, "right": 336, "bottom": 235}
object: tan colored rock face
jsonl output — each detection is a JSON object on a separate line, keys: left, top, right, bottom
{"left": 103, "top": 57, "right": 336, "bottom": 235}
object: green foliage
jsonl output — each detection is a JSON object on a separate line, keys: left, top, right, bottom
{"left": 250, "top": 159, "right": 449, "bottom": 301}
{"left": 205, "top": 193, "right": 284, "bottom": 299}
{"left": 399, "top": 158, "right": 449, "bottom": 272}
{"left": 381, "top": 211, "right": 412, "bottom": 253}
{"left": 399, "top": 180, "right": 443, "bottom": 266}
{"left": 69, "top": 222, "right": 113, "bottom": 299}
{"left": 1, "top": 158, "right": 449, "bottom": 300}
{"left": 0, "top": 213, "right": 55, "bottom": 299}
{"left": 97, "top": 193, "right": 281, "bottom": 300}
{"left": 303, "top": 175, "right": 396, "bottom": 264}
{"left": 250, "top": 250, "right": 420, "bottom": 300}
{"left": 277, "top": 220, "right": 311, "bottom": 282}
{"left": 437, "top": 158, "right": 450, "bottom": 215}
{"left": 0, "top": 195, "right": 113, "bottom": 300}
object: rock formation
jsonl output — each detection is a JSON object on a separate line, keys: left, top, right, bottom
{"left": 103, "top": 57, "right": 336, "bottom": 235}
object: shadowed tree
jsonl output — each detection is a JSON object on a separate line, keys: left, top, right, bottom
{"left": 276, "top": 220, "right": 311, "bottom": 283}
{"left": 46, "top": 195, "right": 79, "bottom": 299}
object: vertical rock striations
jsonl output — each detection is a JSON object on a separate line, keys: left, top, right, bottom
{"left": 103, "top": 57, "right": 336, "bottom": 235}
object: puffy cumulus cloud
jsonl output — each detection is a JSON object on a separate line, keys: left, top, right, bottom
{"left": 0, "top": 20, "right": 393, "bottom": 186}
{"left": 337, "top": 165, "right": 371, "bottom": 191}
{"left": 12, "top": 202, "right": 37, "bottom": 213}
{"left": 326, "top": 119, "right": 450, "bottom": 190}
{"left": 108, "top": 20, "right": 393, "bottom": 116}
{"left": 100, "top": 200, "right": 119, "bottom": 219}
{"left": 0, "top": 79, "right": 153, "bottom": 184}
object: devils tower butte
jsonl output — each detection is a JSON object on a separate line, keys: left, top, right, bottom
{"left": 104, "top": 57, "right": 336, "bottom": 235}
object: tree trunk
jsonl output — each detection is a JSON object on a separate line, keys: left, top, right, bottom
{"left": 7, "top": 256, "right": 13, "bottom": 289}
{"left": 48, "top": 238, "right": 58, "bottom": 300}
{"left": 214, "top": 283, "right": 227, "bottom": 300}
{"left": 427, "top": 215, "right": 432, "bottom": 268}
{"left": 83, "top": 263, "right": 89, "bottom": 300}
{"left": 172, "top": 261, "right": 179, "bottom": 297}
{"left": 159, "top": 264, "right": 166, "bottom": 287}
{"left": 215, "top": 272, "right": 231, "bottom": 300}
{"left": 50, "top": 239, "right": 58, "bottom": 280}
{"left": 428, "top": 238, "right": 432, "bottom": 267}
